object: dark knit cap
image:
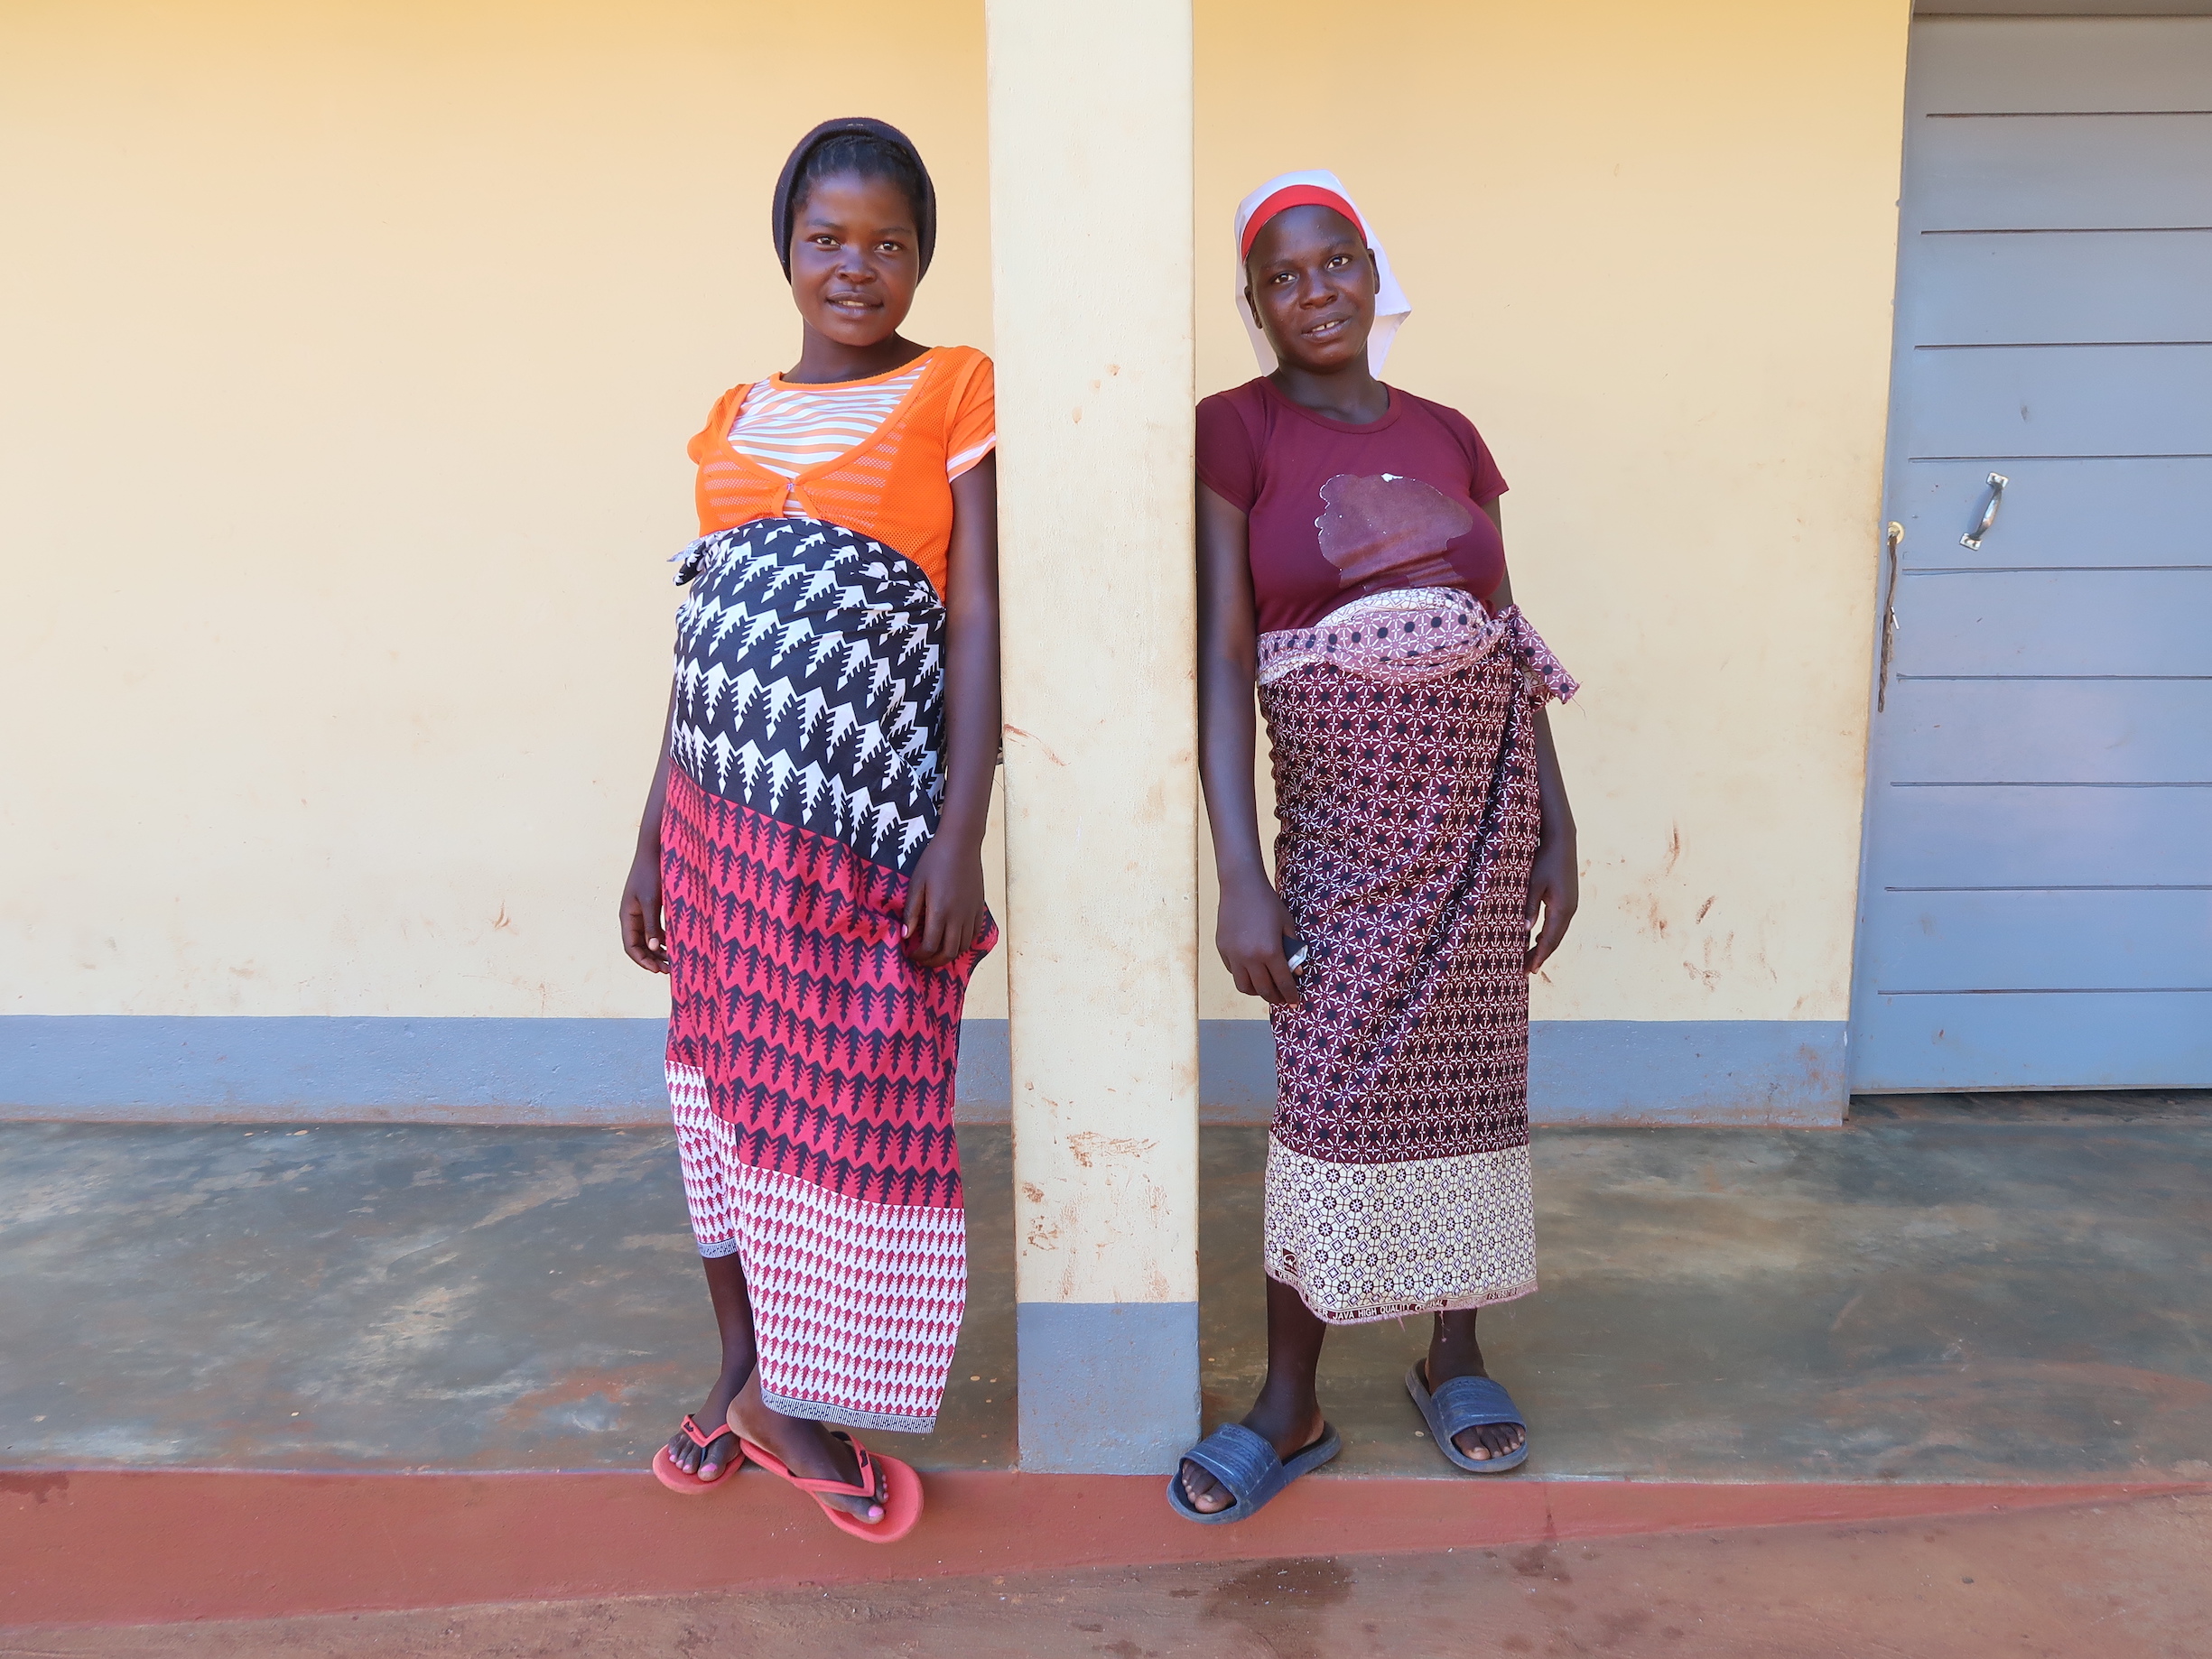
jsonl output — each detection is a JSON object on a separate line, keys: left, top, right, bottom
{"left": 771, "top": 117, "right": 937, "bottom": 279}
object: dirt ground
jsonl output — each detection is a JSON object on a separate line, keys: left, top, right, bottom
{"left": 7, "top": 1491, "right": 2205, "bottom": 1659}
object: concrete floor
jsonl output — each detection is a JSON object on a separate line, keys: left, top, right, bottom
{"left": 3, "top": 1097, "right": 2209, "bottom": 1483}
{"left": 0, "top": 1122, "right": 1013, "bottom": 1475}
{"left": 10, "top": 1491, "right": 2208, "bottom": 1657}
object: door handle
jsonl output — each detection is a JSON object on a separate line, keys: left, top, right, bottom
{"left": 1960, "top": 472, "right": 2008, "bottom": 550}
{"left": 1877, "top": 523, "right": 1903, "bottom": 713}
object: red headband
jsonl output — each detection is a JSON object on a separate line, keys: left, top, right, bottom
{"left": 1239, "top": 185, "right": 1366, "bottom": 260}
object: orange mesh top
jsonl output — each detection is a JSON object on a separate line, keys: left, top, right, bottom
{"left": 687, "top": 345, "right": 994, "bottom": 601}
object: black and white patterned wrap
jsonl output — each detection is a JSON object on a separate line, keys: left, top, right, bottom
{"left": 670, "top": 517, "right": 946, "bottom": 876}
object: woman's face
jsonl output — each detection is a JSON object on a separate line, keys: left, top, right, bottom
{"left": 1244, "top": 205, "right": 1377, "bottom": 374}
{"left": 788, "top": 171, "right": 921, "bottom": 348}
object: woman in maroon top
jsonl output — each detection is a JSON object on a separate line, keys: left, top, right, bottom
{"left": 1172, "top": 172, "right": 1580, "bottom": 1523}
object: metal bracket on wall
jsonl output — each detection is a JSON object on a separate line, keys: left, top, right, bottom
{"left": 1877, "top": 522, "right": 1903, "bottom": 714}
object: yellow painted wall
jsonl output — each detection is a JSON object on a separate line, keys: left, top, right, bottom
{"left": 2, "top": 0, "right": 1909, "bottom": 1030}
{"left": 0, "top": 0, "right": 1002, "bottom": 1020}
{"left": 1194, "top": 0, "right": 1910, "bottom": 1024}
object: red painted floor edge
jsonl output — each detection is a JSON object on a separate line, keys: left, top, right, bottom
{"left": 3, "top": 1469, "right": 2198, "bottom": 1627}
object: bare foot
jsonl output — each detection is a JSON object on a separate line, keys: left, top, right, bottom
{"left": 727, "top": 1371, "right": 886, "bottom": 1525}
{"left": 1422, "top": 1348, "right": 1526, "bottom": 1463}
{"left": 662, "top": 1365, "right": 748, "bottom": 1483}
{"left": 1177, "top": 1401, "right": 1329, "bottom": 1516}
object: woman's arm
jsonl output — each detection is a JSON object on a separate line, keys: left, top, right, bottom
{"left": 618, "top": 681, "right": 678, "bottom": 973}
{"left": 1482, "top": 500, "right": 1578, "bottom": 974}
{"left": 1198, "top": 481, "right": 1301, "bottom": 1006}
{"left": 903, "top": 454, "right": 1002, "bottom": 968}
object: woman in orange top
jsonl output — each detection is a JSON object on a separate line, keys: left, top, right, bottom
{"left": 617, "top": 119, "right": 1000, "bottom": 1543}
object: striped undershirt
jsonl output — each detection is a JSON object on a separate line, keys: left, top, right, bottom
{"left": 731, "top": 366, "right": 992, "bottom": 514}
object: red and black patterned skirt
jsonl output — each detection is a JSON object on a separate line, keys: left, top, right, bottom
{"left": 660, "top": 516, "right": 993, "bottom": 1433}
{"left": 1256, "top": 588, "right": 1576, "bottom": 1324}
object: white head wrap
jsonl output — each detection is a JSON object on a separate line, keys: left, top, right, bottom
{"left": 1232, "top": 169, "right": 1411, "bottom": 376}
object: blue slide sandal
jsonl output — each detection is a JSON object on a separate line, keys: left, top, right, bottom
{"left": 1405, "top": 1363, "right": 1530, "bottom": 1474}
{"left": 1166, "top": 1422, "right": 1343, "bottom": 1524}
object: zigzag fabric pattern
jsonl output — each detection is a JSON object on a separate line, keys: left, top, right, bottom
{"left": 669, "top": 1066, "right": 967, "bottom": 1432}
{"left": 664, "top": 766, "right": 975, "bottom": 1207}
{"left": 661, "top": 514, "right": 992, "bottom": 1433}
{"left": 667, "top": 1062, "right": 741, "bottom": 1257}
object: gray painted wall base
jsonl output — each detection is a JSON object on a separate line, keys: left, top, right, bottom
{"left": 966, "top": 1019, "right": 1846, "bottom": 1126}
{"left": 0, "top": 1016, "right": 678, "bottom": 1124}
{"left": 1015, "top": 1301, "right": 1200, "bottom": 1474}
{"left": 1529, "top": 1019, "right": 1847, "bottom": 1127}
{"left": 0, "top": 1015, "right": 1007, "bottom": 1125}
{"left": 0, "top": 1015, "right": 1845, "bottom": 1126}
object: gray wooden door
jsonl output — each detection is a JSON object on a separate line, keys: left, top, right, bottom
{"left": 1851, "top": 15, "right": 2212, "bottom": 1090}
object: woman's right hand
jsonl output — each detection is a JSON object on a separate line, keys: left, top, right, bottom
{"left": 618, "top": 847, "right": 669, "bottom": 973}
{"left": 1218, "top": 873, "right": 1301, "bottom": 1006}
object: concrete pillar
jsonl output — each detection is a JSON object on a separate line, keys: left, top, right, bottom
{"left": 985, "top": 0, "right": 1199, "bottom": 1474}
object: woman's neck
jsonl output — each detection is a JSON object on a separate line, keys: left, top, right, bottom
{"left": 1269, "top": 360, "right": 1389, "bottom": 425}
{"left": 785, "top": 327, "right": 930, "bottom": 386}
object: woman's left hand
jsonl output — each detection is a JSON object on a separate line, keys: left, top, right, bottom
{"left": 1527, "top": 830, "right": 1578, "bottom": 975}
{"left": 904, "top": 836, "right": 989, "bottom": 969}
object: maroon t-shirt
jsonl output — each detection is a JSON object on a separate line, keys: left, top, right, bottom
{"left": 1197, "top": 377, "right": 1510, "bottom": 635}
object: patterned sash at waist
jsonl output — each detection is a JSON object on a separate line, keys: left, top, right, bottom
{"left": 1256, "top": 587, "right": 1579, "bottom": 704}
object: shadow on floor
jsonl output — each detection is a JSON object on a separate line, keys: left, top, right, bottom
{"left": 1849, "top": 1089, "right": 2212, "bottom": 1125}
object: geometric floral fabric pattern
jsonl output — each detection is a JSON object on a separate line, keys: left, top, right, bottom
{"left": 1257, "top": 588, "right": 1577, "bottom": 700}
{"left": 660, "top": 514, "right": 992, "bottom": 1433}
{"left": 1255, "top": 588, "right": 1575, "bottom": 1325}
{"left": 1263, "top": 1140, "right": 1538, "bottom": 1323}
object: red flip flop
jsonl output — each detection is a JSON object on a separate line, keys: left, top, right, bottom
{"left": 651, "top": 1413, "right": 746, "bottom": 1495}
{"left": 738, "top": 1431, "right": 923, "bottom": 1543}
